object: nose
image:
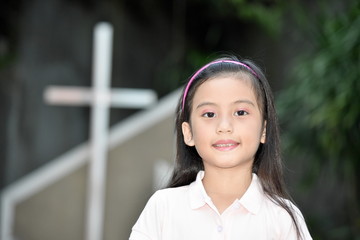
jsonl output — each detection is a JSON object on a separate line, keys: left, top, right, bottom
{"left": 216, "top": 116, "right": 233, "bottom": 134}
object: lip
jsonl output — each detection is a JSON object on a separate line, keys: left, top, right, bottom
{"left": 212, "top": 139, "right": 239, "bottom": 151}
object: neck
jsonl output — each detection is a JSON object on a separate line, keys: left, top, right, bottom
{"left": 202, "top": 167, "right": 253, "bottom": 199}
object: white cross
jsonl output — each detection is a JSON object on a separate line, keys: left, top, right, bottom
{"left": 44, "top": 22, "right": 157, "bottom": 240}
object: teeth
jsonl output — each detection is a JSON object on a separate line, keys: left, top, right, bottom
{"left": 215, "top": 143, "right": 235, "bottom": 147}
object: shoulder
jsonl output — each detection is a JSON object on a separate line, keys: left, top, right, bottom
{"left": 147, "top": 186, "right": 190, "bottom": 206}
{"left": 261, "top": 196, "right": 302, "bottom": 224}
{"left": 130, "top": 185, "right": 191, "bottom": 239}
{"left": 262, "top": 196, "right": 296, "bottom": 214}
{"left": 261, "top": 196, "right": 312, "bottom": 239}
{"left": 154, "top": 185, "right": 190, "bottom": 198}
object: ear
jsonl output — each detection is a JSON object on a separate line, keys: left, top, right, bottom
{"left": 260, "top": 120, "right": 267, "bottom": 144}
{"left": 182, "top": 122, "right": 195, "bottom": 146}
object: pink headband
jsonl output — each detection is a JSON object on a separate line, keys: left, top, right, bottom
{"left": 181, "top": 60, "right": 259, "bottom": 110}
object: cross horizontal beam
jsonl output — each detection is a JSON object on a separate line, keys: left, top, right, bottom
{"left": 44, "top": 86, "right": 157, "bottom": 108}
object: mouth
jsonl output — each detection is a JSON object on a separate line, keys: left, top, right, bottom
{"left": 212, "top": 140, "right": 239, "bottom": 151}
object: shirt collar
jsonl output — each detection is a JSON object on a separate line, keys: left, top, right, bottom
{"left": 189, "top": 171, "right": 209, "bottom": 209}
{"left": 238, "top": 173, "right": 263, "bottom": 214}
{"left": 188, "top": 171, "right": 264, "bottom": 214}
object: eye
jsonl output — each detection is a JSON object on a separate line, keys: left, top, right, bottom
{"left": 202, "top": 112, "right": 216, "bottom": 118}
{"left": 234, "top": 110, "right": 248, "bottom": 116}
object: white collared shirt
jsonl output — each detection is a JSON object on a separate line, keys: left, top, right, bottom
{"left": 130, "top": 171, "right": 312, "bottom": 240}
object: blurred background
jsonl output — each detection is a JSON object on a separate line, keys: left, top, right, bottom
{"left": 0, "top": 0, "right": 359, "bottom": 239}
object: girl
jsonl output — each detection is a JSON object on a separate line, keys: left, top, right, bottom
{"left": 129, "top": 56, "right": 312, "bottom": 239}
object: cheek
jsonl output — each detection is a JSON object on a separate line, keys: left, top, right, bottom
{"left": 191, "top": 122, "right": 213, "bottom": 143}
{"left": 239, "top": 121, "right": 263, "bottom": 140}
{"left": 191, "top": 124, "right": 205, "bottom": 139}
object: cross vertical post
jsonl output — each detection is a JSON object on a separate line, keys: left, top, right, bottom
{"left": 42, "top": 22, "right": 157, "bottom": 240}
{"left": 85, "top": 22, "right": 112, "bottom": 240}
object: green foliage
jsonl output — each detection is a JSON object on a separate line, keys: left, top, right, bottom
{"left": 228, "top": 0, "right": 283, "bottom": 36}
{"left": 205, "top": 0, "right": 284, "bottom": 36}
{"left": 277, "top": 1, "right": 360, "bottom": 239}
{"left": 278, "top": 5, "right": 360, "bottom": 168}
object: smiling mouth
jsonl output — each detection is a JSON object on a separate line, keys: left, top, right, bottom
{"left": 212, "top": 142, "right": 239, "bottom": 151}
{"left": 213, "top": 143, "right": 237, "bottom": 147}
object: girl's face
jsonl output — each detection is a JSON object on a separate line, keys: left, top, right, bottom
{"left": 182, "top": 75, "right": 266, "bottom": 172}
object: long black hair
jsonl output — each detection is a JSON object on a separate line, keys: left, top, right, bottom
{"left": 167, "top": 55, "right": 303, "bottom": 239}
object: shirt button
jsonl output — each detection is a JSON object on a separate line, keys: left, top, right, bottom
{"left": 217, "top": 225, "right": 223, "bottom": 232}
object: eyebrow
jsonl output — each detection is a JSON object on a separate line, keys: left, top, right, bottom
{"left": 196, "top": 99, "right": 256, "bottom": 109}
{"left": 195, "top": 102, "right": 216, "bottom": 109}
{"left": 234, "top": 99, "right": 256, "bottom": 107}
